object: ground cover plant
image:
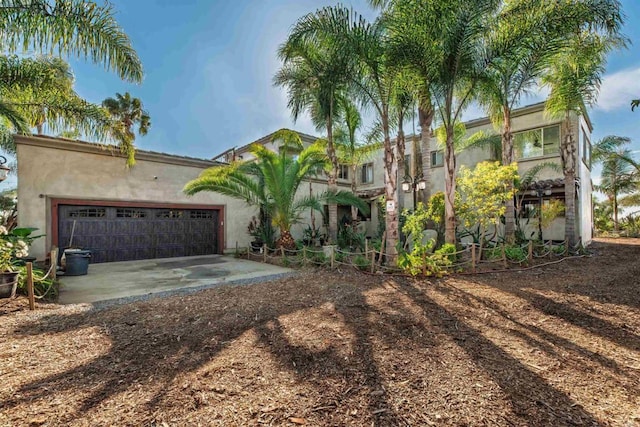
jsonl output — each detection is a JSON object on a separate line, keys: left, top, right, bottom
{"left": 0, "top": 238, "right": 638, "bottom": 426}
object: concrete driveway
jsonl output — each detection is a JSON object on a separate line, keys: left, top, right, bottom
{"left": 58, "top": 255, "right": 294, "bottom": 305}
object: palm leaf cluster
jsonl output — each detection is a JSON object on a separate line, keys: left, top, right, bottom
{"left": 0, "top": 0, "right": 146, "bottom": 164}
{"left": 274, "top": 0, "right": 626, "bottom": 251}
{"left": 185, "top": 132, "right": 368, "bottom": 249}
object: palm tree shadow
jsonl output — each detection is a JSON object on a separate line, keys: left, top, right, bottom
{"left": 2, "top": 279, "right": 352, "bottom": 423}
{"left": 395, "top": 280, "right": 600, "bottom": 426}
{"left": 253, "top": 281, "right": 431, "bottom": 426}
{"left": 435, "top": 282, "right": 640, "bottom": 396}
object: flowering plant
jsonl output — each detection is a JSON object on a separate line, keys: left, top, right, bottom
{"left": 0, "top": 225, "right": 29, "bottom": 272}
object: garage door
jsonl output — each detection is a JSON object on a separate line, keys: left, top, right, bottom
{"left": 57, "top": 205, "right": 220, "bottom": 263}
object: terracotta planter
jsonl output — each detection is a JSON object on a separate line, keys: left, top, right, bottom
{"left": 0, "top": 271, "right": 19, "bottom": 299}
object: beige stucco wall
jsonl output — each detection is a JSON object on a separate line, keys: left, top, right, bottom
{"left": 16, "top": 138, "right": 257, "bottom": 260}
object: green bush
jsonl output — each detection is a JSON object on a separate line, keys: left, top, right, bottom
{"left": 482, "top": 246, "right": 503, "bottom": 260}
{"left": 434, "top": 243, "right": 457, "bottom": 263}
{"left": 504, "top": 245, "right": 527, "bottom": 262}
{"left": 398, "top": 240, "right": 453, "bottom": 277}
{"left": 552, "top": 244, "right": 566, "bottom": 255}
{"left": 353, "top": 255, "right": 370, "bottom": 270}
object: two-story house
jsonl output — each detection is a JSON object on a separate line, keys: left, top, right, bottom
{"left": 15, "top": 102, "right": 592, "bottom": 263}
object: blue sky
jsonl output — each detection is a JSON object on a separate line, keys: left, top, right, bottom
{"left": 53, "top": 1, "right": 640, "bottom": 174}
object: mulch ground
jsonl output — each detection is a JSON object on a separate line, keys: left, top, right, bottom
{"left": 0, "top": 238, "right": 639, "bottom": 426}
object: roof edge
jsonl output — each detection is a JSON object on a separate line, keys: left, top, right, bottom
{"left": 14, "top": 134, "right": 221, "bottom": 169}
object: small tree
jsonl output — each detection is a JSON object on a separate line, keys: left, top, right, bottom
{"left": 457, "top": 161, "right": 519, "bottom": 245}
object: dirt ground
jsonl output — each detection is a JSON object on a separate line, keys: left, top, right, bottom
{"left": 0, "top": 238, "right": 638, "bottom": 426}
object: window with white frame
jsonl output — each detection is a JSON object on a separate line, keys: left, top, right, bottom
{"left": 338, "top": 164, "right": 349, "bottom": 180}
{"left": 582, "top": 128, "right": 592, "bottom": 169}
{"left": 514, "top": 125, "right": 560, "bottom": 159}
{"left": 361, "top": 162, "right": 374, "bottom": 184}
{"left": 431, "top": 150, "right": 444, "bottom": 167}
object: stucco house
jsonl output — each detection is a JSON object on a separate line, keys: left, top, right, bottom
{"left": 15, "top": 101, "right": 592, "bottom": 263}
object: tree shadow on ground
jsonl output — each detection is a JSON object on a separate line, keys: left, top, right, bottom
{"left": 2, "top": 275, "right": 416, "bottom": 425}
{"left": 395, "top": 280, "right": 601, "bottom": 426}
{"left": 433, "top": 282, "right": 640, "bottom": 397}
{"left": 253, "top": 281, "right": 436, "bottom": 426}
{"left": 1, "top": 277, "right": 369, "bottom": 423}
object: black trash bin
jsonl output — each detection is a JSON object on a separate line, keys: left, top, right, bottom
{"left": 64, "top": 250, "right": 91, "bottom": 276}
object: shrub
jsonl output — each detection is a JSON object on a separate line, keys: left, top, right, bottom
{"left": 353, "top": 255, "right": 370, "bottom": 271}
{"left": 504, "top": 245, "right": 527, "bottom": 262}
{"left": 434, "top": 243, "right": 457, "bottom": 263}
{"left": 398, "top": 240, "right": 453, "bottom": 277}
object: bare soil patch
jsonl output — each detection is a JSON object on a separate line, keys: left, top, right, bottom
{"left": 0, "top": 238, "right": 639, "bottom": 426}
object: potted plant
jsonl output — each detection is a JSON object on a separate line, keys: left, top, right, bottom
{"left": 0, "top": 226, "right": 29, "bottom": 299}
{"left": 247, "top": 216, "right": 264, "bottom": 252}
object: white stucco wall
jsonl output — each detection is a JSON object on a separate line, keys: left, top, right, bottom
{"left": 16, "top": 138, "right": 257, "bottom": 260}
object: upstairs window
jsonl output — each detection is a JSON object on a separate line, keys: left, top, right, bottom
{"left": 361, "top": 163, "right": 374, "bottom": 184}
{"left": 431, "top": 150, "right": 444, "bottom": 167}
{"left": 338, "top": 164, "right": 349, "bottom": 180}
{"left": 514, "top": 125, "right": 560, "bottom": 159}
{"left": 582, "top": 129, "right": 592, "bottom": 169}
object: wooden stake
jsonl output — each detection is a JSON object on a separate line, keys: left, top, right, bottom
{"left": 330, "top": 247, "right": 335, "bottom": 269}
{"left": 365, "top": 239, "right": 368, "bottom": 254}
{"left": 528, "top": 240, "right": 533, "bottom": 262}
{"left": 378, "top": 231, "right": 387, "bottom": 267}
{"left": 26, "top": 262, "right": 35, "bottom": 311}
{"left": 370, "top": 248, "right": 375, "bottom": 273}
{"left": 471, "top": 243, "right": 476, "bottom": 273}
{"left": 50, "top": 247, "right": 58, "bottom": 281}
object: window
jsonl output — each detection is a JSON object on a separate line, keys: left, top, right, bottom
{"left": 361, "top": 163, "right": 374, "bottom": 184}
{"left": 338, "top": 164, "right": 349, "bottom": 180}
{"left": 582, "top": 129, "right": 592, "bottom": 169}
{"left": 155, "top": 210, "right": 184, "bottom": 219}
{"left": 190, "top": 210, "right": 214, "bottom": 219}
{"left": 431, "top": 150, "right": 444, "bottom": 167}
{"left": 403, "top": 154, "right": 412, "bottom": 176}
{"left": 514, "top": 125, "right": 560, "bottom": 159}
{"left": 116, "top": 208, "right": 147, "bottom": 218}
{"left": 68, "top": 208, "right": 106, "bottom": 218}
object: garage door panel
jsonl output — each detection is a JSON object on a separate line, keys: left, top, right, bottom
{"left": 58, "top": 205, "right": 219, "bottom": 263}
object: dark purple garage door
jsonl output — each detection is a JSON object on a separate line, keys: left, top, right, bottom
{"left": 58, "top": 205, "right": 219, "bottom": 263}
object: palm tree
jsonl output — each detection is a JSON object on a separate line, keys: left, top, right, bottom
{"left": 476, "top": 4, "right": 561, "bottom": 243}
{"left": 0, "top": 56, "right": 113, "bottom": 147}
{"left": 333, "top": 99, "right": 382, "bottom": 220}
{"left": 543, "top": 30, "right": 623, "bottom": 245}
{"left": 400, "top": 1, "right": 499, "bottom": 245}
{"left": 592, "top": 136, "right": 636, "bottom": 232}
{"left": 184, "top": 134, "right": 367, "bottom": 250}
{"left": 102, "top": 92, "right": 151, "bottom": 167}
{"left": 274, "top": 7, "right": 353, "bottom": 244}
{"left": 0, "top": 0, "right": 143, "bottom": 83}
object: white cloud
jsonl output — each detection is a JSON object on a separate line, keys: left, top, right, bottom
{"left": 596, "top": 66, "right": 640, "bottom": 112}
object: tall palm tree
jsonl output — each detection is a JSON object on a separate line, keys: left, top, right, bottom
{"left": 274, "top": 7, "right": 353, "bottom": 244}
{"left": 0, "top": 0, "right": 143, "bottom": 83}
{"left": 390, "top": 0, "right": 499, "bottom": 244}
{"left": 476, "top": 5, "right": 560, "bottom": 242}
{"left": 333, "top": 99, "right": 382, "bottom": 220}
{"left": 592, "top": 135, "right": 636, "bottom": 232}
{"left": 102, "top": 92, "right": 151, "bottom": 167}
{"left": 184, "top": 136, "right": 367, "bottom": 250}
{"left": 543, "top": 31, "right": 623, "bottom": 245}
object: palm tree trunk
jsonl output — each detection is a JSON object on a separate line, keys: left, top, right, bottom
{"left": 419, "top": 104, "right": 434, "bottom": 204}
{"left": 444, "top": 125, "right": 457, "bottom": 244}
{"left": 613, "top": 192, "right": 619, "bottom": 232}
{"left": 382, "top": 114, "right": 398, "bottom": 264}
{"left": 351, "top": 164, "right": 358, "bottom": 221}
{"left": 502, "top": 105, "right": 516, "bottom": 243}
{"left": 326, "top": 113, "right": 339, "bottom": 244}
{"left": 561, "top": 114, "right": 577, "bottom": 246}
{"left": 396, "top": 122, "right": 406, "bottom": 248}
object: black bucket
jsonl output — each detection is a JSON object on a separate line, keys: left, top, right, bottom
{"left": 65, "top": 250, "right": 91, "bottom": 276}
{"left": 0, "top": 271, "right": 18, "bottom": 298}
